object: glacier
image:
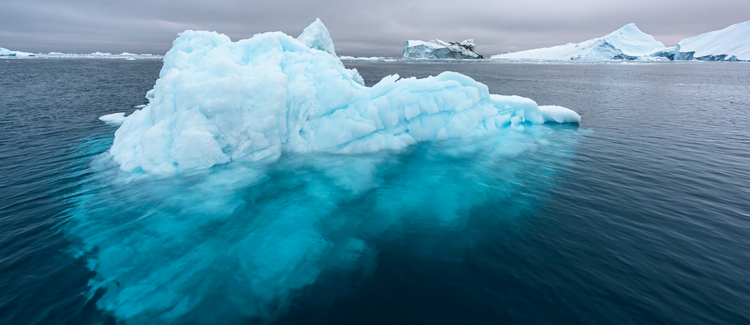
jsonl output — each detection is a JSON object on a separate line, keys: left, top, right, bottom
{"left": 72, "top": 19, "right": 584, "bottom": 324}
{"left": 491, "top": 23, "right": 666, "bottom": 61}
{"left": 108, "top": 20, "right": 578, "bottom": 174}
{"left": 674, "top": 19, "right": 750, "bottom": 61}
{"left": 403, "top": 39, "right": 483, "bottom": 59}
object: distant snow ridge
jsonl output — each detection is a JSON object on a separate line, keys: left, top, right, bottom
{"left": 492, "top": 23, "right": 666, "bottom": 61}
{"left": 674, "top": 19, "right": 750, "bottom": 61}
{"left": 108, "top": 19, "right": 578, "bottom": 174}
{"left": 403, "top": 39, "right": 483, "bottom": 59}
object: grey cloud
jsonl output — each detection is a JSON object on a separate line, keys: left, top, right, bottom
{"left": 1, "top": 0, "right": 748, "bottom": 56}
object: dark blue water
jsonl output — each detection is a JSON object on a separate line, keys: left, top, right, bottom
{"left": 1, "top": 59, "right": 750, "bottom": 325}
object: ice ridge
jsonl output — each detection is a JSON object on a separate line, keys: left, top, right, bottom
{"left": 492, "top": 23, "right": 666, "bottom": 61}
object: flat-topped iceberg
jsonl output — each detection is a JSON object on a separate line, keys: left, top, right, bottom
{"left": 403, "top": 39, "right": 483, "bottom": 59}
{"left": 492, "top": 23, "right": 666, "bottom": 61}
{"left": 109, "top": 20, "right": 578, "bottom": 174}
{"left": 674, "top": 19, "right": 750, "bottom": 61}
{"left": 0, "top": 47, "right": 35, "bottom": 57}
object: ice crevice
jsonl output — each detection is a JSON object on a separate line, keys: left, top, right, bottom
{"left": 105, "top": 19, "right": 580, "bottom": 174}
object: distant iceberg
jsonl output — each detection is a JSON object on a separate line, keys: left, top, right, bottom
{"left": 403, "top": 39, "right": 483, "bottom": 59}
{"left": 674, "top": 20, "right": 750, "bottom": 61}
{"left": 2, "top": 51, "right": 163, "bottom": 59}
{"left": 108, "top": 19, "right": 578, "bottom": 174}
{"left": 0, "top": 47, "right": 35, "bottom": 57}
{"left": 492, "top": 23, "right": 666, "bottom": 61}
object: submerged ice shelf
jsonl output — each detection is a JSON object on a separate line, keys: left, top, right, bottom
{"left": 81, "top": 19, "right": 583, "bottom": 324}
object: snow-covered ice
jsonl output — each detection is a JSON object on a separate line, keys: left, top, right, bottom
{"left": 674, "top": 19, "right": 750, "bottom": 61}
{"left": 108, "top": 20, "right": 579, "bottom": 174}
{"left": 492, "top": 23, "right": 666, "bottom": 61}
{"left": 403, "top": 39, "right": 483, "bottom": 59}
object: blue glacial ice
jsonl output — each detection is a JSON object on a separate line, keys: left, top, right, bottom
{"left": 106, "top": 19, "right": 579, "bottom": 174}
{"left": 78, "top": 19, "right": 583, "bottom": 324}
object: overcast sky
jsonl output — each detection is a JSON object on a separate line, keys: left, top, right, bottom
{"left": 1, "top": 0, "right": 748, "bottom": 56}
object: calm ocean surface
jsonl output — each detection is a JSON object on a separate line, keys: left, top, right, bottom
{"left": 1, "top": 59, "right": 749, "bottom": 324}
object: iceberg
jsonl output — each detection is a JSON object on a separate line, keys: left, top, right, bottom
{"left": 99, "top": 112, "right": 127, "bottom": 126}
{"left": 492, "top": 23, "right": 666, "bottom": 61}
{"left": 403, "top": 39, "right": 483, "bottom": 59}
{"left": 674, "top": 19, "right": 750, "bottom": 61}
{"left": 647, "top": 46, "right": 676, "bottom": 60}
{"left": 109, "top": 20, "right": 578, "bottom": 174}
{"left": 70, "top": 19, "right": 584, "bottom": 325}
{"left": 41, "top": 52, "right": 163, "bottom": 59}
{"left": 0, "top": 47, "right": 35, "bottom": 57}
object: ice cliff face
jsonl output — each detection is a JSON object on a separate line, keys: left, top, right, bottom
{"left": 403, "top": 39, "right": 483, "bottom": 59}
{"left": 108, "top": 19, "right": 578, "bottom": 174}
{"left": 674, "top": 19, "right": 750, "bottom": 61}
{"left": 492, "top": 23, "right": 666, "bottom": 61}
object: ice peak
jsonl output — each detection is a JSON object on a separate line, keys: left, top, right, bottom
{"left": 605, "top": 23, "right": 644, "bottom": 38}
{"left": 492, "top": 22, "right": 664, "bottom": 60}
{"left": 599, "top": 23, "right": 665, "bottom": 55}
{"left": 297, "top": 18, "right": 336, "bottom": 56}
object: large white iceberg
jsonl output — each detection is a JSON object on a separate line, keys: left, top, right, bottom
{"left": 0, "top": 47, "right": 35, "bottom": 57}
{"left": 403, "top": 39, "right": 483, "bottom": 59}
{"left": 492, "top": 23, "right": 666, "bottom": 61}
{"left": 109, "top": 19, "right": 578, "bottom": 174}
{"left": 674, "top": 19, "right": 750, "bottom": 61}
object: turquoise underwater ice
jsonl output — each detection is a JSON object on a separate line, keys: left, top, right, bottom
{"left": 66, "top": 19, "right": 584, "bottom": 324}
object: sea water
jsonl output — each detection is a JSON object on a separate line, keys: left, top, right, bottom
{"left": 1, "top": 59, "right": 749, "bottom": 324}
